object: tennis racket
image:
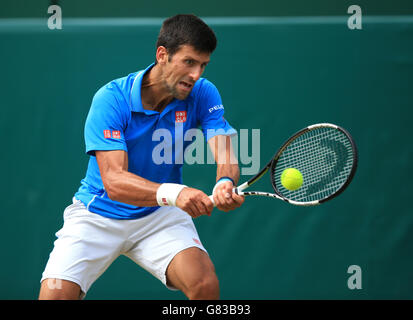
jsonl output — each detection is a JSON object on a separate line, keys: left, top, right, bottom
{"left": 209, "top": 123, "right": 358, "bottom": 206}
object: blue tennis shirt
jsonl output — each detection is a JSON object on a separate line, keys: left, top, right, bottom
{"left": 75, "top": 63, "right": 236, "bottom": 219}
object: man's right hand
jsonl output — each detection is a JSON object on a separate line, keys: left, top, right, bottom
{"left": 176, "top": 187, "right": 214, "bottom": 218}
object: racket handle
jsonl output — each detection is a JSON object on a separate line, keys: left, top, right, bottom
{"left": 208, "top": 187, "right": 239, "bottom": 207}
{"left": 208, "top": 195, "right": 215, "bottom": 207}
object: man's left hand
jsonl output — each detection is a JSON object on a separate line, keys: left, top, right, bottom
{"left": 213, "top": 181, "right": 244, "bottom": 212}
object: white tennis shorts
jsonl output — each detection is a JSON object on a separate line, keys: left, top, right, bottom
{"left": 41, "top": 198, "right": 207, "bottom": 298}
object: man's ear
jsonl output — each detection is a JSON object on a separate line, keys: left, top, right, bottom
{"left": 156, "top": 46, "right": 168, "bottom": 65}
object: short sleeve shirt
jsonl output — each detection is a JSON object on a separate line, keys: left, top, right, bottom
{"left": 74, "top": 63, "right": 237, "bottom": 219}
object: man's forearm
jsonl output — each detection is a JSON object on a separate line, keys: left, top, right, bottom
{"left": 105, "top": 170, "right": 161, "bottom": 207}
{"left": 209, "top": 135, "right": 240, "bottom": 185}
{"left": 216, "top": 163, "right": 240, "bottom": 185}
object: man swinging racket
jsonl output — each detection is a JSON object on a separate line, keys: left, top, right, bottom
{"left": 39, "top": 14, "right": 244, "bottom": 300}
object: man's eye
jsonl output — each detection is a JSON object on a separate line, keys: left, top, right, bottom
{"left": 185, "top": 59, "right": 194, "bottom": 65}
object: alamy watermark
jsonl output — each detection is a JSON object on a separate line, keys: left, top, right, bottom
{"left": 347, "top": 265, "right": 362, "bottom": 290}
{"left": 45, "top": 278, "right": 62, "bottom": 290}
{"left": 152, "top": 126, "right": 261, "bottom": 176}
{"left": 347, "top": 5, "right": 362, "bottom": 30}
{"left": 47, "top": 5, "right": 364, "bottom": 32}
{"left": 47, "top": 5, "right": 62, "bottom": 30}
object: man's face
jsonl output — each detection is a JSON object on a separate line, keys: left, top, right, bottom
{"left": 159, "top": 45, "right": 210, "bottom": 100}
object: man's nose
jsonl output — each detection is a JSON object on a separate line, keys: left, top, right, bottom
{"left": 189, "top": 66, "right": 203, "bottom": 82}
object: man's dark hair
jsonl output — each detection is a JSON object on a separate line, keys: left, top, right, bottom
{"left": 156, "top": 14, "right": 217, "bottom": 60}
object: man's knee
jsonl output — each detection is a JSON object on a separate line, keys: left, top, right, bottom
{"left": 187, "top": 273, "right": 220, "bottom": 300}
{"left": 166, "top": 247, "right": 220, "bottom": 300}
{"left": 38, "top": 278, "right": 82, "bottom": 300}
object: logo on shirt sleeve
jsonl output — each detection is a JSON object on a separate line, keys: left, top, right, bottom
{"left": 208, "top": 104, "right": 224, "bottom": 113}
{"left": 103, "top": 130, "right": 121, "bottom": 139}
{"left": 175, "top": 111, "right": 187, "bottom": 123}
{"left": 112, "top": 130, "right": 121, "bottom": 139}
{"left": 103, "top": 130, "right": 111, "bottom": 139}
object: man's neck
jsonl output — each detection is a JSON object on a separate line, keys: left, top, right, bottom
{"left": 141, "top": 64, "right": 174, "bottom": 113}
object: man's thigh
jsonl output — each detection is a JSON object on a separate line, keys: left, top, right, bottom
{"left": 165, "top": 246, "right": 218, "bottom": 293}
{"left": 39, "top": 278, "right": 81, "bottom": 300}
{"left": 40, "top": 199, "right": 125, "bottom": 297}
{"left": 124, "top": 206, "right": 208, "bottom": 290}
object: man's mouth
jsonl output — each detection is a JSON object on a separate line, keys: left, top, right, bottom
{"left": 179, "top": 81, "right": 193, "bottom": 91}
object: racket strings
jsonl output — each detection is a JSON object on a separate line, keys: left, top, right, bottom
{"left": 273, "top": 127, "right": 355, "bottom": 202}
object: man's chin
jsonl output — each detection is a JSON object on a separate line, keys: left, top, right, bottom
{"left": 174, "top": 91, "right": 191, "bottom": 100}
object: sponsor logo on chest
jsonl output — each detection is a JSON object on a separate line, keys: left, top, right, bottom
{"left": 175, "top": 111, "right": 187, "bottom": 123}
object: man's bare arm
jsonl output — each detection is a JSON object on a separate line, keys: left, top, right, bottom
{"left": 208, "top": 135, "right": 244, "bottom": 211}
{"left": 96, "top": 150, "right": 160, "bottom": 207}
{"left": 96, "top": 150, "right": 213, "bottom": 217}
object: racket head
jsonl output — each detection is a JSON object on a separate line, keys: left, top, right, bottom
{"left": 269, "top": 123, "right": 358, "bottom": 205}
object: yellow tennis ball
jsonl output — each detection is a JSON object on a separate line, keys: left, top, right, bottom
{"left": 281, "top": 168, "right": 303, "bottom": 191}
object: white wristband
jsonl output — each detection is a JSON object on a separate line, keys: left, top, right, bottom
{"left": 156, "top": 183, "right": 187, "bottom": 206}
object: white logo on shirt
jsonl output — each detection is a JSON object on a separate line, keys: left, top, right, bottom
{"left": 208, "top": 104, "right": 224, "bottom": 113}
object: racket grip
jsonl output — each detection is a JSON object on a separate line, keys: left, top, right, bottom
{"left": 208, "top": 195, "right": 216, "bottom": 207}
{"left": 208, "top": 187, "right": 238, "bottom": 207}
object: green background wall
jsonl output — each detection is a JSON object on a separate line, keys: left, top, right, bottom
{"left": 2, "top": 0, "right": 413, "bottom": 17}
{"left": 0, "top": 1, "right": 412, "bottom": 299}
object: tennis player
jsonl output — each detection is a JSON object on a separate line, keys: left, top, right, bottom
{"left": 39, "top": 14, "right": 244, "bottom": 300}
